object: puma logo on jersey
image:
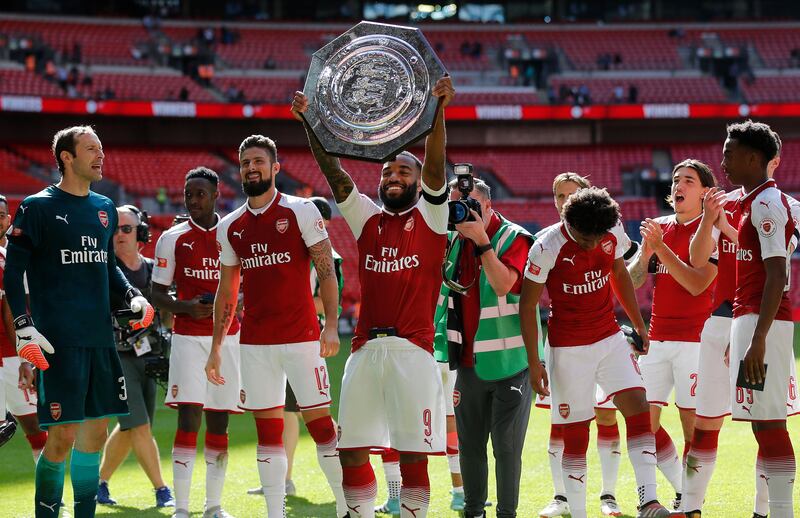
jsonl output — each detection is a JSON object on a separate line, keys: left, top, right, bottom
{"left": 174, "top": 460, "right": 189, "bottom": 468}
{"left": 401, "top": 504, "right": 421, "bottom": 517}
{"left": 182, "top": 241, "right": 194, "bottom": 250}
{"left": 510, "top": 384, "right": 524, "bottom": 394}
{"left": 759, "top": 201, "right": 771, "bottom": 208}
{"left": 55, "top": 214, "right": 69, "bottom": 224}
{"left": 562, "top": 255, "right": 576, "bottom": 265}
{"left": 742, "top": 405, "right": 752, "bottom": 415}
{"left": 724, "top": 210, "right": 735, "bottom": 217}
{"left": 20, "top": 206, "right": 27, "bottom": 213}
{"left": 233, "top": 229, "right": 245, "bottom": 239}
{"left": 423, "top": 437, "right": 433, "bottom": 449}
{"left": 642, "top": 450, "right": 657, "bottom": 458}
{"left": 39, "top": 502, "right": 58, "bottom": 512}
{"left": 568, "top": 474, "right": 585, "bottom": 484}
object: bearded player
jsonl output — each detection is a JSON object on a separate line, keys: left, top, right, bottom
{"left": 291, "top": 75, "right": 455, "bottom": 518}
{"left": 207, "top": 135, "right": 346, "bottom": 518}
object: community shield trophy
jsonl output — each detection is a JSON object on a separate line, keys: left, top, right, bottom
{"left": 301, "top": 21, "right": 447, "bottom": 163}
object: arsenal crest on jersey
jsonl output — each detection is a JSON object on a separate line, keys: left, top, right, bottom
{"left": 601, "top": 240, "right": 613, "bottom": 255}
{"left": 404, "top": 216, "right": 415, "bottom": 232}
{"left": 453, "top": 390, "right": 461, "bottom": 408}
{"left": 558, "top": 403, "right": 570, "bottom": 419}
{"left": 171, "top": 384, "right": 179, "bottom": 398}
{"left": 98, "top": 210, "right": 109, "bottom": 228}
{"left": 50, "top": 402, "right": 62, "bottom": 421}
{"left": 240, "top": 389, "right": 247, "bottom": 404}
{"left": 276, "top": 218, "right": 289, "bottom": 234}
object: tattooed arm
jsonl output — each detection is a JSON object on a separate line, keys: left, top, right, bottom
{"left": 206, "top": 263, "right": 241, "bottom": 385}
{"left": 421, "top": 76, "right": 455, "bottom": 191}
{"left": 291, "top": 91, "right": 355, "bottom": 203}
{"left": 309, "top": 238, "right": 340, "bottom": 357}
{"left": 627, "top": 242, "right": 652, "bottom": 290}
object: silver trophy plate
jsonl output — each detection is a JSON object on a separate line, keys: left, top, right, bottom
{"left": 302, "top": 21, "right": 447, "bottom": 163}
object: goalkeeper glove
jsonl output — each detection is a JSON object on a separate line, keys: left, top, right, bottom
{"left": 14, "top": 315, "right": 54, "bottom": 371}
{"left": 125, "top": 288, "right": 155, "bottom": 330}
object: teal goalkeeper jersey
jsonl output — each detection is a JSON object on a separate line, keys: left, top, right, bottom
{"left": 5, "top": 185, "right": 131, "bottom": 349}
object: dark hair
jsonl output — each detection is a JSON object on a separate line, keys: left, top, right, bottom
{"left": 563, "top": 187, "right": 620, "bottom": 237}
{"left": 185, "top": 166, "right": 219, "bottom": 189}
{"left": 726, "top": 120, "right": 780, "bottom": 165}
{"left": 671, "top": 158, "right": 716, "bottom": 188}
{"left": 394, "top": 150, "right": 422, "bottom": 171}
{"left": 772, "top": 130, "right": 782, "bottom": 156}
{"left": 51, "top": 125, "right": 96, "bottom": 174}
{"left": 239, "top": 135, "right": 277, "bottom": 163}
{"left": 309, "top": 196, "right": 332, "bottom": 220}
{"left": 0, "top": 194, "right": 6, "bottom": 207}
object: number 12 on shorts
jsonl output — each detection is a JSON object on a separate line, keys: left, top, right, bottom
{"left": 314, "top": 366, "right": 329, "bottom": 396}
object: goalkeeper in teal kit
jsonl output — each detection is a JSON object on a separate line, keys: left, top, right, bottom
{"left": 3, "top": 126, "right": 154, "bottom": 518}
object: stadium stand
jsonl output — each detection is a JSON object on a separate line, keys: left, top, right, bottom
{"left": 0, "top": 18, "right": 150, "bottom": 66}
{"left": 549, "top": 75, "right": 729, "bottom": 104}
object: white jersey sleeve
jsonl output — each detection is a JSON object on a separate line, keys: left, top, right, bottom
{"left": 417, "top": 180, "right": 448, "bottom": 235}
{"left": 751, "top": 190, "right": 790, "bottom": 260}
{"left": 610, "top": 220, "right": 630, "bottom": 260}
{"left": 216, "top": 210, "right": 241, "bottom": 267}
{"left": 295, "top": 199, "right": 329, "bottom": 249}
{"left": 151, "top": 226, "right": 180, "bottom": 286}
{"left": 337, "top": 185, "right": 381, "bottom": 240}
{"left": 524, "top": 234, "right": 558, "bottom": 283}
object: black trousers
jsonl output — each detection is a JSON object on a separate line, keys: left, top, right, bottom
{"left": 455, "top": 366, "right": 532, "bottom": 518}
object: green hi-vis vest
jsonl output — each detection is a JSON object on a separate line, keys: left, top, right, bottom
{"left": 312, "top": 247, "right": 344, "bottom": 322}
{"left": 433, "top": 214, "right": 542, "bottom": 381}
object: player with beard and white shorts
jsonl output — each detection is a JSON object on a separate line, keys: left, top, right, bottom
{"left": 206, "top": 135, "right": 346, "bottom": 518}
{"left": 291, "top": 76, "right": 455, "bottom": 518}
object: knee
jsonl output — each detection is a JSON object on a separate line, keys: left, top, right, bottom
{"left": 340, "top": 449, "right": 369, "bottom": 467}
{"left": 594, "top": 409, "right": 617, "bottom": 426}
{"left": 130, "top": 423, "right": 153, "bottom": 441}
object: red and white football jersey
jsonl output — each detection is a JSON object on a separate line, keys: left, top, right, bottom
{"left": 152, "top": 216, "right": 239, "bottom": 337}
{"left": 524, "top": 222, "right": 627, "bottom": 347}
{"left": 711, "top": 191, "right": 742, "bottom": 310}
{"left": 734, "top": 179, "right": 794, "bottom": 321}
{"left": 338, "top": 182, "right": 448, "bottom": 353}
{"left": 0, "top": 246, "right": 13, "bottom": 360}
{"left": 649, "top": 214, "right": 718, "bottom": 342}
{"left": 218, "top": 191, "right": 328, "bottom": 345}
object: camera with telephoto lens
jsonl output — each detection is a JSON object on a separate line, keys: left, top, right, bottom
{"left": 448, "top": 163, "right": 482, "bottom": 231}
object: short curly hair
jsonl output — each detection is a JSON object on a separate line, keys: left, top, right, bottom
{"left": 726, "top": 120, "right": 780, "bottom": 165}
{"left": 563, "top": 187, "right": 620, "bottom": 237}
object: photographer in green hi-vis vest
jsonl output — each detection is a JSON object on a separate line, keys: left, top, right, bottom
{"left": 433, "top": 170, "right": 539, "bottom": 518}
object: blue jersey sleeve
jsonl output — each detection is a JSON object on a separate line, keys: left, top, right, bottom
{"left": 5, "top": 199, "right": 41, "bottom": 318}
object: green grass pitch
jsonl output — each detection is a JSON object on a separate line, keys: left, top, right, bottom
{"left": 1, "top": 334, "right": 798, "bottom": 517}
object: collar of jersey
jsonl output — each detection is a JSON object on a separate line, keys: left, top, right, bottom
{"left": 246, "top": 189, "right": 279, "bottom": 216}
{"left": 676, "top": 212, "right": 703, "bottom": 226}
{"left": 560, "top": 221, "right": 577, "bottom": 242}
{"left": 381, "top": 202, "right": 416, "bottom": 217}
{"left": 188, "top": 213, "right": 221, "bottom": 232}
{"left": 739, "top": 178, "right": 776, "bottom": 203}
